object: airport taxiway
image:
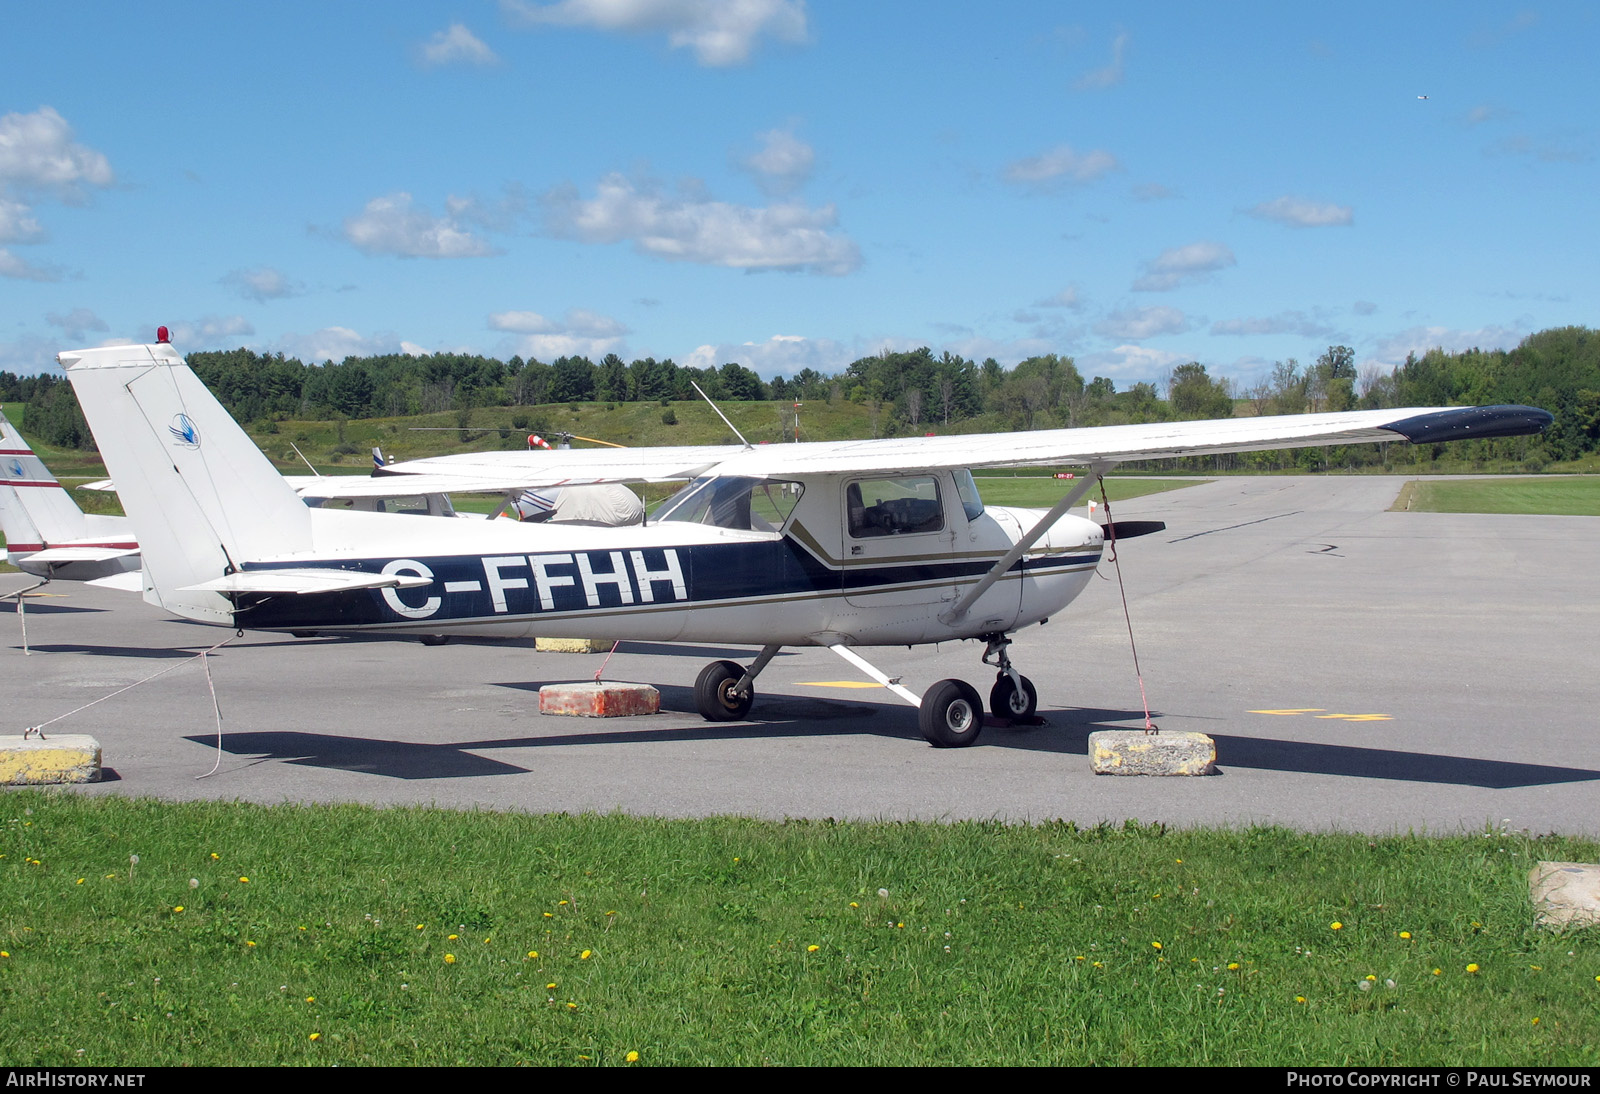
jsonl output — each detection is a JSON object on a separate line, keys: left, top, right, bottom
{"left": 4, "top": 475, "right": 1596, "bottom": 835}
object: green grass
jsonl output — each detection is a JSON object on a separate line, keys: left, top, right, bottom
{"left": 2, "top": 795, "right": 1597, "bottom": 1067}
{"left": 1392, "top": 477, "right": 1600, "bottom": 515}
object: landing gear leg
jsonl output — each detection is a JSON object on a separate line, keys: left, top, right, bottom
{"left": 694, "top": 643, "right": 780, "bottom": 722}
{"left": 981, "top": 633, "right": 1037, "bottom": 721}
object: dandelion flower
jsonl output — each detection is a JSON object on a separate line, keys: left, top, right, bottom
{"left": 580, "top": 950, "right": 592, "bottom": 960}
{"left": 1466, "top": 964, "right": 1480, "bottom": 974}
{"left": 1532, "top": 1017, "right": 1540, "bottom": 1025}
{"left": 1358, "top": 981, "right": 1372, "bottom": 992}
{"left": 448, "top": 934, "right": 458, "bottom": 941}
{"left": 246, "top": 941, "right": 256, "bottom": 948}
{"left": 1151, "top": 942, "right": 1163, "bottom": 951}
{"left": 1228, "top": 963, "right": 1240, "bottom": 971}
{"left": 566, "top": 1002, "right": 577, "bottom": 1010}
{"left": 1365, "top": 975, "right": 1377, "bottom": 982}
{"left": 849, "top": 902, "right": 859, "bottom": 908}
{"left": 238, "top": 877, "right": 249, "bottom": 884}
{"left": 1399, "top": 931, "right": 1411, "bottom": 940}
{"left": 1330, "top": 921, "right": 1343, "bottom": 931}
{"left": 444, "top": 954, "right": 456, "bottom": 964}
{"left": 626, "top": 1051, "right": 640, "bottom": 1063}
{"left": 189, "top": 879, "right": 198, "bottom": 889}
{"left": 527, "top": 951, "right": 539, "bottom": 959}
{"left": 878, "top": 888, "right": 889, "bottom": 898}
{"left": 1295, "top": 996, "right": 1306, "bottom": 1004}
{"left": 309, "top": 1033, "right": 320, "bottom": 1042}
{"left": 76, "top": 878, "right": 84, "bottom": 885}
{"left": 0, "top": 952, "right": 9, "bottom": 958}
{"left": 547, "top": 983, "right": 557, "bottom": 990}
{"left": 305, "top": 996, "right": 315, "bottom": 1003}
{"left": 173, "top": 906, "right": 185, "bottom": 913}
{"left": 559, "top": 900, "right": 569, "bottom": 906}
{"left": 210, "top": 853, "right": 219, "bottom": 860}
{"left": 1433, "top": 968, "right": 1442, "bottom": 976}
{"left": 807, "top": 945, "right": 819, "bottom": 953}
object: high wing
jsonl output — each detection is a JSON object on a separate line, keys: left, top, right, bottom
{"left": 313, "top": 405, "right": 1550, "bottom": 495}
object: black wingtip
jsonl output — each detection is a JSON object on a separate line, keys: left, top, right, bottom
{"left": 1382, "top": 405, "right": 1554, "bottom": 444}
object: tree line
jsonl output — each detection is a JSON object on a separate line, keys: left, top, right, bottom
{"left": 4, "top": 326, "right": 1596, "bottom": 469}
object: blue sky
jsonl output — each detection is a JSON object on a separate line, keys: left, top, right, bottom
{"left": 2, "top": 2, "right": 1594, "bottom": 390}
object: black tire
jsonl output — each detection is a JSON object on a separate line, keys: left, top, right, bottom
{"left": 989, "top": 673, "right": 1038, "bottom": 721}
{"left": 419, "top": 634, "right": 451, "bottom": 646}
{"left": 919, "top": 678, "right": 985, "bottom": 747}
{"left": 695, "top": 660, "right": 753, "bottom": 721}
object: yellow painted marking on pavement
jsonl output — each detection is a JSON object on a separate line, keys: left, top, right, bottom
{"left": 1315, "top": 713, "right": 1392, "bottom": 721}
{"left": 797, "top": 681, "right": 884, "bottom": 689}
{"left": 1249, "top": 709, "right": 1325, "bottom": 715}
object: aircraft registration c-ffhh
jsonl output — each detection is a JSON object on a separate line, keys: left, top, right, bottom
{"left": 59, "top": 339, "right": 1551, "bottom": 747}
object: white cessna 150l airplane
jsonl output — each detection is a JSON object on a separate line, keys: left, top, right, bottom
{"left": 60, "top": 339, "right": 1550, "bottom": 747}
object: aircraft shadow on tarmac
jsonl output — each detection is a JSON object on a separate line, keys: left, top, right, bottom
{"left": 17, "top": 643, "right": 216, "bottom": 659}
{"left": 183, "top": 697, "right": 1600, "bottom": 789}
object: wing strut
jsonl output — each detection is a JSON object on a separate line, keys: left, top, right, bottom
{"left": 939, "top": 461, "right": 1114, "bottom": 626}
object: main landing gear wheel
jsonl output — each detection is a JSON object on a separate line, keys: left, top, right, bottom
{"left": 989, "top": 673, "right": 1038, "bottom": 721}
{"left": 695, "top": 660, "right": 754, "bottom": 721}
{"left": 919, "top": 679, "right": 985, "bottom": 747}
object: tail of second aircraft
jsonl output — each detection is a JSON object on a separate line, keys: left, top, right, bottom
{"left": 0, "top": 409, "right": 93, "bottom": 549}
{"left": 59, "top": 340, "right": 313, "bottom": 622}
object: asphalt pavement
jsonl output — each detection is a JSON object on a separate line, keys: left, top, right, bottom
{"left": 4, "top": 475, "right": 1596, "bottom": 835}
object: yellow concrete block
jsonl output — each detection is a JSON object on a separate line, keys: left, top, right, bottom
{"left": 0, "top": 734, "right": 102, "bottom": 784}
{"left": 534, "top": 637, "right": 615, "bottom": 654}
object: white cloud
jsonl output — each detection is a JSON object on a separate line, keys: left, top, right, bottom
{"left": 488, "top": 307, "right": 629, "bottom": 338}
{"left": 682, "top": 332, "right": 852, "bottom": 378}
{"left": 1246, "top": 196, "right": 1353, "bottom": 228}
{"left": 0, "top": 247, "right": 61, "bottom": 281}
{"left": 1369, "top": 323, "right": 1526, "bottom": 367}
{"left": 0, "top": 197, "right": 44, "bottom": 243}
{"left": 489, "top": 307, "right": 631, "bottom": 360}
{"left": 420, "top": 23, "right": 500, "bottom": 67}
{"left": 1075, "top": 30, "right": 1128, "bottom": 90}
{"left": 1093, "top": 305, "right": 1192, "bottom": 340}
{"left": 1076, "top": 344, "right": 1189, "bottom": 381}
{"left": 45, "top": 307, "right": 108, "bottom": 340}
{"left": 166, "top": 315, "right": 255, "bottom": 347}
{"left": 1002, "top": 144, "right": 1120, "bottom": 188}
{"left": 272, "top": 326, "right": 413, "bottom": 363}
{"left": 541, "top": 173, "right": 860, "bottom": 274}
{"left": 1132, "top": 240, "right": 1235, "bottom": 292}
{"left": 1034, "top": 285, "right": 1085, "bottom": 311}
{"left": 740, "top": 127, "right": 814, "bottom": 194}
{"left": 223, "top": 266, "right": 303, "bottom": 302}
{"left": 0, "top": 107, "right": 114, "bottom": 199}
{"left": 343, "top": 192, "right": 499, "bottom": 258}
{"left": 502, "top": 0, "right": 808, "bottom": 66}
{"left": 1209, "top": 311, "right": 1338, "bottom": 338}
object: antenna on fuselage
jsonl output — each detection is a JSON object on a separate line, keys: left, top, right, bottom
{"left": 689, "top": 381, "right": 752, "bottom": 449}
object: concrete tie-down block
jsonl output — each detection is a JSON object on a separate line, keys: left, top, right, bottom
{"left": 539, "top": 681, "right": 660, "bottom": 718}
{"left": 0, "top": 734, "right": 103, "bottom": 784}
{"left": 1529, "top": 862, "right": 1600, "bottom": 930}
{"left": 535, "top": 638, "right": 615, "bottom": 654}
{"left": 1088, "top": 730, "right": 1216, "bottom": 776}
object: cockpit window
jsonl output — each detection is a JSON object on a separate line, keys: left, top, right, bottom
{"left": 846, "top": 476, "right": 945, "bottom": 538}
{"left": 652, "top": 476, "right": 803, "bottom": 532}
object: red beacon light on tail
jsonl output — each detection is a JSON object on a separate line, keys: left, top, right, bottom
{"left": 156, "top": 326, "right": 170, "bottom": 344}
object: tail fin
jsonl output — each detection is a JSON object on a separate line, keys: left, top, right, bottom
{"left": 0, "top": 409, "right": 92, "bottom": 551}
{"left": 58, "top": 342, "right": 312, "bottom": 623}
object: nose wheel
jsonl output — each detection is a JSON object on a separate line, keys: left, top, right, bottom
{"left": 989, "top": 672, "right": 1037, "bottom": 721}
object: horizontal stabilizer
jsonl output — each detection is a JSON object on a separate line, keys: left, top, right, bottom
{"left": 87, "top": 571, "right": 146, "bottom": 593}
{"left": 21, "top": 546, "right": 140, "bottom": 563}
{"left": 180, "top": 569, "right": 434, "bottom": 596}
